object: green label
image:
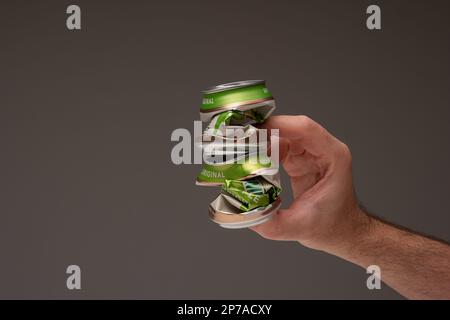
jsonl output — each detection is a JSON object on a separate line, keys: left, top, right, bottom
{"left": 201, "top": 84, "right": 273, "bottom": 111}
{"left": 197, "top": 154, "right": 272, "bottom": 184}
{"left": 222, "top": 177, "right": 281, "bottom": 211}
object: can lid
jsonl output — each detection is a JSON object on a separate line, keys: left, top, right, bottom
{"left": 202, "top": 80, "right": 266, "bottom": 94}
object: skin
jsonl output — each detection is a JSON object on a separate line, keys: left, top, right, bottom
{"left": 251, "top": 115, "right": 450, "bottom": 300}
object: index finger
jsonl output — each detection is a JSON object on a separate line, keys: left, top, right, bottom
{"left": 261, "top": 115, "right": 341, "bottom": 157}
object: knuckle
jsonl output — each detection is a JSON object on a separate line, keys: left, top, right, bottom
{"left": 337, "top": 142, "right": 352, "bottom": 164}
{"left": 296, "top": 115, "right": 315, "bottom": 129}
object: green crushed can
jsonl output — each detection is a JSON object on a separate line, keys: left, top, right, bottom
{"left": 197, "top": 80, "right": 282, "bottom": 229}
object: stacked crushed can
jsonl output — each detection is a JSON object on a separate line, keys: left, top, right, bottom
{"left": 196, "top": 80, "right": 282, "bottom": 229}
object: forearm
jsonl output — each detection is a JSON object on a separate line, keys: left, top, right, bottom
{"left": 328, "top": 209, "right": 450, "bottom": 299}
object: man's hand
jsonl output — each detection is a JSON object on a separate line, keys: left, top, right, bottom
{"left": 251, "top": 115, "right": 450, "bottom": 299}
{"left": 252, "top": 115, "right": 369, "bottom": 252}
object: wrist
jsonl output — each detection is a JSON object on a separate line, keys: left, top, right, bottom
{"left": 327, "top": 206, "right": 381, "bottom": 268}
{"left": 321, "top": 206, "right": 379, "bottom": 263}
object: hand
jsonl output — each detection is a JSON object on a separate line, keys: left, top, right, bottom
{"left": 252, "top": 116, "right": 369, "bottom": 253}
{"left": 252, "top": 115, "right": 450, "bottom": 299}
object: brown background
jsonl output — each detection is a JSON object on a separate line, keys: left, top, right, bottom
{"left": 0, "top": 0, "right": 449, "bottom": 299}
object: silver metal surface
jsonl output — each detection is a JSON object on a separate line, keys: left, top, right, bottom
{"left": 202, "top": 80, "right": 265, "bottom": 94}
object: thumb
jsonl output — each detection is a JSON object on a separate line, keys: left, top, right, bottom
{"left": 250, "top": 209, "right": 294, "bottom": 240}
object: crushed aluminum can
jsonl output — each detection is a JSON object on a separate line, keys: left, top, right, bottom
{"left": 197, "top": 80, "right": 281, "bottom": 229}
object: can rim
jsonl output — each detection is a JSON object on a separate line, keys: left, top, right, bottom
{"left": 209, "top": 197, "right": 281, "bottom": 224}
{"left": 202, "top": 80, "right": 265, "bottom": 94}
